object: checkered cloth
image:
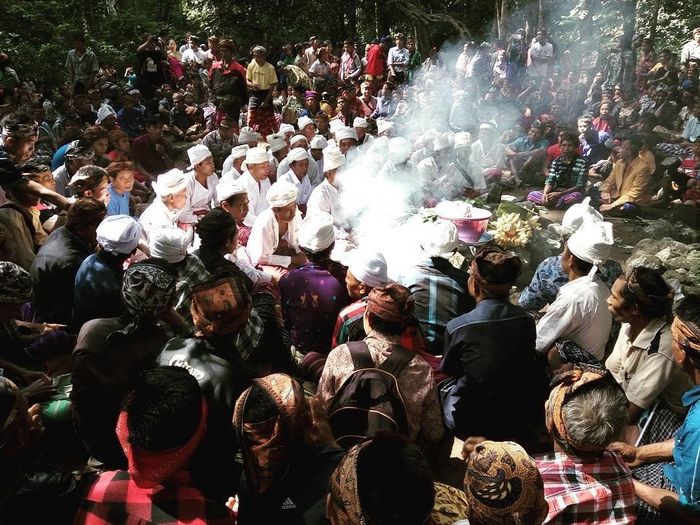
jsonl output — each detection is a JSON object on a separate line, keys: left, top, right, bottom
{"left": 536, "top": 451, "right": 636, "bottom": 524}
{"left": 74, "top": 470, "right": 234, "bottom": 524}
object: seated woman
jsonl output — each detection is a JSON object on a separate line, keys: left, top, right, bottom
{"left": 527, "top": 131, "right": 586, "bottom": 209}
{"left": 246, "top": 180, "right": 306, "bottom": 278}
{"left": 537, "top": 365, "right": 636, "bottom": 524}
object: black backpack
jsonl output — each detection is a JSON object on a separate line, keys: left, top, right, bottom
{"left": 328, "top": 341, "right": 414, "bottom": 449}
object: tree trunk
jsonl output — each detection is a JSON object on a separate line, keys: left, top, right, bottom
{"left": 649, "top": 0, "right": 660, "bottom": 44}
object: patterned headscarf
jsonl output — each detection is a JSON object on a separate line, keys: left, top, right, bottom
{"left": 111, "top": 259, "right": 178, "bottom": 339}
{"left": 328, "top": 440, "right": 371, "bottom": 524}
{"left": 190, "top": 277, "right": 251, "bottom": 337}
{"left": 672, "top": 316, "right": 700, "bottom": 359}
{"left": 545, "top": 364, "right": 609, "bottom": 455}
{"left": 0, "top": 262, "right": 32, "bottom": 304}
{"left": 470, "top": 247, "right": 521, "bottom": 297}
{"left": 232, "top": 374, "right": 308, "bottom": 497}
{"left": 465, "top": 440, "right": 548, "bottom": 525}
{"left": 367, "top": 283, "right": 415, "bottom": 324}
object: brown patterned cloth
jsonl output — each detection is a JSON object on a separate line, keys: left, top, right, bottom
{"left": 470, "top": 247, "right": 521, "bottom": 297}
{"left": 465, "top": 440, "right": 548, "bottom": 525}
{"left": 367, "top": 282, "right": 414, "bottom": 323}
{"left": 190, "top": 277, "right": 251, "bottom": 337}
{"left": 672, "top": 316, "right": 700, "bottom": 356}
{"left": 232, "top": 373, "right": 308, "bottom": 497}
{"left": 429, "top": 482, "right": 469, "bottom": 525}
{"left": 328, "top": 440, "right": 369, "bottom": 524}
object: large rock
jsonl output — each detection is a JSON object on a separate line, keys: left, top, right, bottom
{"left": 626, "top": 253, "right": 663, "bottom": 271}
{"left": 643, "top": 220, "right": 698, "bottom": 243}
{"left": 665, "top": 256, "right": 691, "bottom": 271}
{"left": 634, "top": 238, "right": 661, "bottom": 254}
{"left": 657, "top": 247, "right": 686, "bottom": 263}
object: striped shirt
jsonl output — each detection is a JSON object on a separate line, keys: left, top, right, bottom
{"left": 546, "top": 154, "right": 587, "bottom": 189}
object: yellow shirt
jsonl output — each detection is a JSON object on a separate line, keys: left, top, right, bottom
{"left": 246, "top": 61, "right": 277, "bottom": 90}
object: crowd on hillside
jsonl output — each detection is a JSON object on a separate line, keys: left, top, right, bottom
{"left": 0, "top": 23, "right": 699, "bottom": 525}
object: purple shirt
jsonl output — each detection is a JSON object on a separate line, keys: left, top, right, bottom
{"left": 279, "top": 261, "right": 351, "bottom": 355}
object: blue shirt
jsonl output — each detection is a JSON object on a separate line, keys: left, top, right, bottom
{"left": 106, "top": 185, "right": 130, "bottom": 216}
{"left": 519, "top": 255, "right": 623, "bottom": 311}
{"left": 72, "top": 252, "right": 124, "bottom": 331}
{"left": 397, "top": 257, "right": 473, "bottom": 355}
{"left": 508, "top": 136, "right": 548, "bottom": 153}
{"left": 664, "top": 385, "right": 700, "bottom": 511}
{"left": 51, "top": 143, "right": 70, "bottom": 171}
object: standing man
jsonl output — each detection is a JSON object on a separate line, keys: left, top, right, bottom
{"left": 340, "top": 41, "right": 363, "bottom": 84}
{"left": 527, "top": 29, "right": 553, "bottom": 81}
{"left": 680, "top": 27, "right": 700, "bottom": 67}
{"left": 208, "top": 38, "right": 247, "bottom": 131}
{"left": 387, "top": 34, "right": 409, "bottom": 84}
{"left": 66, "top": 34, "right": 99, "bottom": 93}
{"left": 246, "top": 46, "right": 278, "bottom": 136}
{"left": 305, "top": 36, "right": 320, "bottom": 68}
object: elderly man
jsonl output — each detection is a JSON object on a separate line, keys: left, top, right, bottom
{"left": 536, "top": 365, "right": 635, "bottom": 523}
{"left": 319, "top": 283, "right": 445, "bottom": 444}
{"left": 246, "top": 180, "right": 304, "bottom": 271}
{"left": 221, "top": 144, "right": 249, "bottom": 181}
{"left": 246, "top": 46, "right": 278, "bottom": 136}
{"left": 201, "top": 117, "right": 238, "bottom": 170}
{"left": 353, "top": 116, "right": 373, "bottom": 147}
{"left": 31, "top": 198, "right": 106, "bottom": 325}
{"left": 216, "top": 178, "right": 250, "bottom": 243}
{"left": 598, "top": 136, "right": 652, "bottom": 215}
{"left": 336, "top": 127, "right": 359, "bottom": 156}
{"left": 680, "top": 27, "right": 700, "bottom": 66}
{"left": 72, "top": 215, "right": 142, "bottom": 329}
{"left": 307, "top": 146, "right": 345, "bottom": 221}
{"left": 536, "top": 218, "right": 614, "bottom": 369}
{"left": 278, "top": 147, "right": 312, "bottom": 209}
{"left": 468, "top": 122, "right": 505, "bottom": 192}
{"left": 138, "top": 168, "right": 188, "bottom": 239}
{"left": 441, "top": 247, "right": 549, "bottom": 444}
{"left": 279, "top": 213, "right": 351, "bottom": 379}
{"left": 398, "top": 220, "right": 474, "bottom": 355}
{"left": 238, "top": 146, "right": 272, "bottom": 227}
{"left": 180, "top": 144, "right": 218, "bottom": 226}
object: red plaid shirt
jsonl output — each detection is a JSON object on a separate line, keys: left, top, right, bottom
{"left": 536, "top": 451, "right": 636, "bottom": 524}
{"left": 74, "top": 470, "right": 234, "bottom": 525}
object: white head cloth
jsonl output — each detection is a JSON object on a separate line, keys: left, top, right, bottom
{"left": 96, "top": 215, "right": 142, "bottom": 254}
{"left": 148, "top": 226, "right": 193, "bottom": 263}
{"left": 267, "top": 180, "right": 298, "bottom": 207}
{"left": 348, "top": 249, "right": 388, "bottom": 288}
{"left": 298, "top": 212, "right": 335, "bottom": 253}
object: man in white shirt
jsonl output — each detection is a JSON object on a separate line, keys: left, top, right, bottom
{"left": 182, "top": 36, "right": 207, "bottom": 66}
{"left": 536, "top": 218, "right": 614, "bottom": 370}
{"left": 139, "top": 169, "right": 189, "bottom": 239}
{"left": 387, "top": 34, "right": 410, "bottom": 84}
{"left": 307, "top": 146, "right": 347, "bottom": 237}
{"left": 238, "top": 146, "right": 272, "bottom": 227}
{"left": 305, "top": 36, "right": 320, "bottom": 67}
{"left": 527, "top": 30, "right": 553, "bottom": 80}
{"left": 680, "top": 27, "right": 700, "bottom": 66}
{"left": 276, "top": 135, "right": 322, "bottom": 187}
{"left": 221, "top": 144, "right": 249, "bottom": 182}
{"left": 278, "top": 147, "right": 313, "bottom": 209}
{"left": 179, "top": 144, "right": 218, "bottom": 225}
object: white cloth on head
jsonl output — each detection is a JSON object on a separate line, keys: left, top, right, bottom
{"left": 95, "top": 104, "right": 116, "bottom": 124}
{"left": 96, "top": 214, "right": 141, "bottom": 254}
{"left": 230, "top": 144, "right": 249, "bottom": 159}
{"left": 323, "top": 146, "right": 346, "bottom": 172}
{"left": 239, "top": 127, "right": 260, "bottom": 144}
{"left": 535, "top": 275, "right": 612, "bottom": 361}
{"left": 279, "top": 123, "right": 295, "bottom": 136}
{"left": 454, "top": 132, "right": 471, "bottom": 149}
{"left": 239, "top": 170, "right": 271, "bottom": 227}
{"left": 310, "top": 135, "right": 328, "bottom": 149}
{"left": 290, "top": 134, "right": 307, "bottom": 147}
{"left": 153, "top": 169, "right": 187, "bottom": 197}
{"left": 287, "top": 147, "right": 309, "bottom": 163}
{"left": 277, "top": 155, "right": 322, "bottom": 188}
{"left": 353, "top": 117, "right": 369, "bottom": 128}
{"left": 377, "top": 119, "right": 394, "bottom": 135}
{"left": 433, "top": 133, "right": 451, "bottom": 151}
{"left": 297, "top": 115, "right": 314, "bottom": 130}
{"left": 139, "top": 199, "right": 180, "bottom": 240}
{"left": 221, "top": 145, "right": 249, "bottom": 180}
{"left": 388, "top": 137, "right": 412, "bottom": 165}
{"left": 329, "top": 119, "right": 345, "bottom": 134}
{"left": 335, "top": 127, "right": 358, "bottom": 142}
{"left": 419, "top": 219, "right": 459, "bottom": 257}
{"left": 245, "top": 146, "right": 269, "bottom": 165}
{"left": 279, "top": 169, "right": 313, "bottom": 206}
{"left": 267, "top": 133, "right": 286, "bottom": 152}
{"left": 349, "top": 249, "right": 388, "bottom": 288}
{"left": 298, "top": 212, "right": 335, "bottom": 253}
{"left": 567, "top": 218, "right": 614, "bottom": 272}
{"left": 246, "top": 206, "right": 301, "bottom": 268}
{"left": 267, "top": 180, "right": 299, "bottom": 207}
{"left": 561, "top": 197, "right": 604, "bottom": 235}
{"left": 148, "top": 226, "right": 193, "bottom": 263}
{"left": 417, "top": 157, "right": 438, "bottom": 182}
{"left": 186, "top": 144, "right": 213, "bottom": 170}
{"left": 178, "top": 171, "right": 218, "bottom": 224}
{"left": 216, "top": 178, "right": 248, "bottom": 203}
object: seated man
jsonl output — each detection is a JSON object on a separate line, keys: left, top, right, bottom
{"left": 72, "top": 215, "right": 142, "bottom": 329}
{"left": 279, "top": 213, "right": 350, "bottom": 380}
{"left": 610, "top": 295, "right": 700, "bottom": 523}
{"left": 597, "top": 136, "right": 652, "bottom": 215}
{"left": 0, "top": 175, "right": 43, "bottom": 271}
{"left": 325, "top": 434, "right": 435, "bottom": 525}
{"left": 221, "top": 144, "right": 249, "bottom": 181}
{"left": 67, "top": 165, "right": 110, "bottom": 205}
{"left": 537, "top": 365, "right": 635, "bottom": 523}
{"left": 398, "top": 220, "right": 473, "bottom": 356}
{"left": 130, "top": 115, "right": 174, "bottom": 182}
{"left": 536, "top": 218, "right": 614, "bottom": 369}
{"left": 527, "top": 131, "right": 586, "bottom": 209}
{"left": 578, "top": 115, "right": 611, "bottom": 167}
{"left": 179, "top": 144, "right": 219, "bottom": 226}
{"left": 138, "top": 168, "right": 188, "bottom": 240}
{"left": 238, "top": 146, "right": 272, "bottom": 227}
{"left": 74, "top": 367, "right": 234, "bottom": 523}
{"left": 278, "top": 147, "right": 313, "bottom": 210}
{"left": 468, "top": 121, "right": 506, "bottom": 192}
{"left": 246, "top": 180, "right": 305, "bottom": 273}
{"left": 441, "top": 247, "right": 549, "bottom": 444}
{"left": 306, "top": 145, "right": 345, "bottom": 223}
{"left": 319, "top": 283, "right": 444, "bottom": 444}
{"left": 519, "top": 197, "right": 622, "bottom": 313}
{"left": 505, "top": 124, "right": 548, "bottom": 185}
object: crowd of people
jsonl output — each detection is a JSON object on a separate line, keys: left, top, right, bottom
{"left": 0, "top": 21, "right": 700, "bottom": 525}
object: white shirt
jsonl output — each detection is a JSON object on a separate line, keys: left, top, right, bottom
{"left": 239, "top": 170, "right": 271, "bottom": 227}
{"left": 680, "top": 40, "right": 700, "bottom": 64}
{"left": 277, "top": 154, "right": 322, "bottom": 188}
{"left": 182, "top": 47, "right": 207, "bottom": 65}
{"left": 221, "top": 157, "right": 242, "bottom": 180}
{"left": 528, "top": 41, "right": 553, "bottom": 78}
{"left": 139, "top": 198, "right": 179, "bottom": 239}
{"left": 279, "top": 169, "right": 313, "bottom": 206}
{"left": 246, "top": 207, "right": 301, "bottom": 268}
{"left": 535, "top": 275, "right": 612, "bottom": 361}
{"left": 179, "top": 172, "right": 218, "bottom": 224}
{"left": 468, "top": 140, "right": 505, "bottom": 190}
{"left": 307, "top": 178, "right": 339, "bottom": 219}
{"left": 387, "top": 46, "right": 409, "bottom": 72}
{"left": 225, "top": 248, "right": 272, "bottom": 284}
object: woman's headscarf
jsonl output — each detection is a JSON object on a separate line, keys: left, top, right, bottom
{"left": 109, "top": 258, "right": 178, "bottom": 340}
{"left": 190, "top": 277, "right": 251, "bottom": 337}
{"left": 672, "top": 316, "right": 700, "bottom": 361}
{"left": 464, "top": 440, "right": 548, "bottom": 525}
{"left": 232, "top": 374, "right": 308, "bottom": 497}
